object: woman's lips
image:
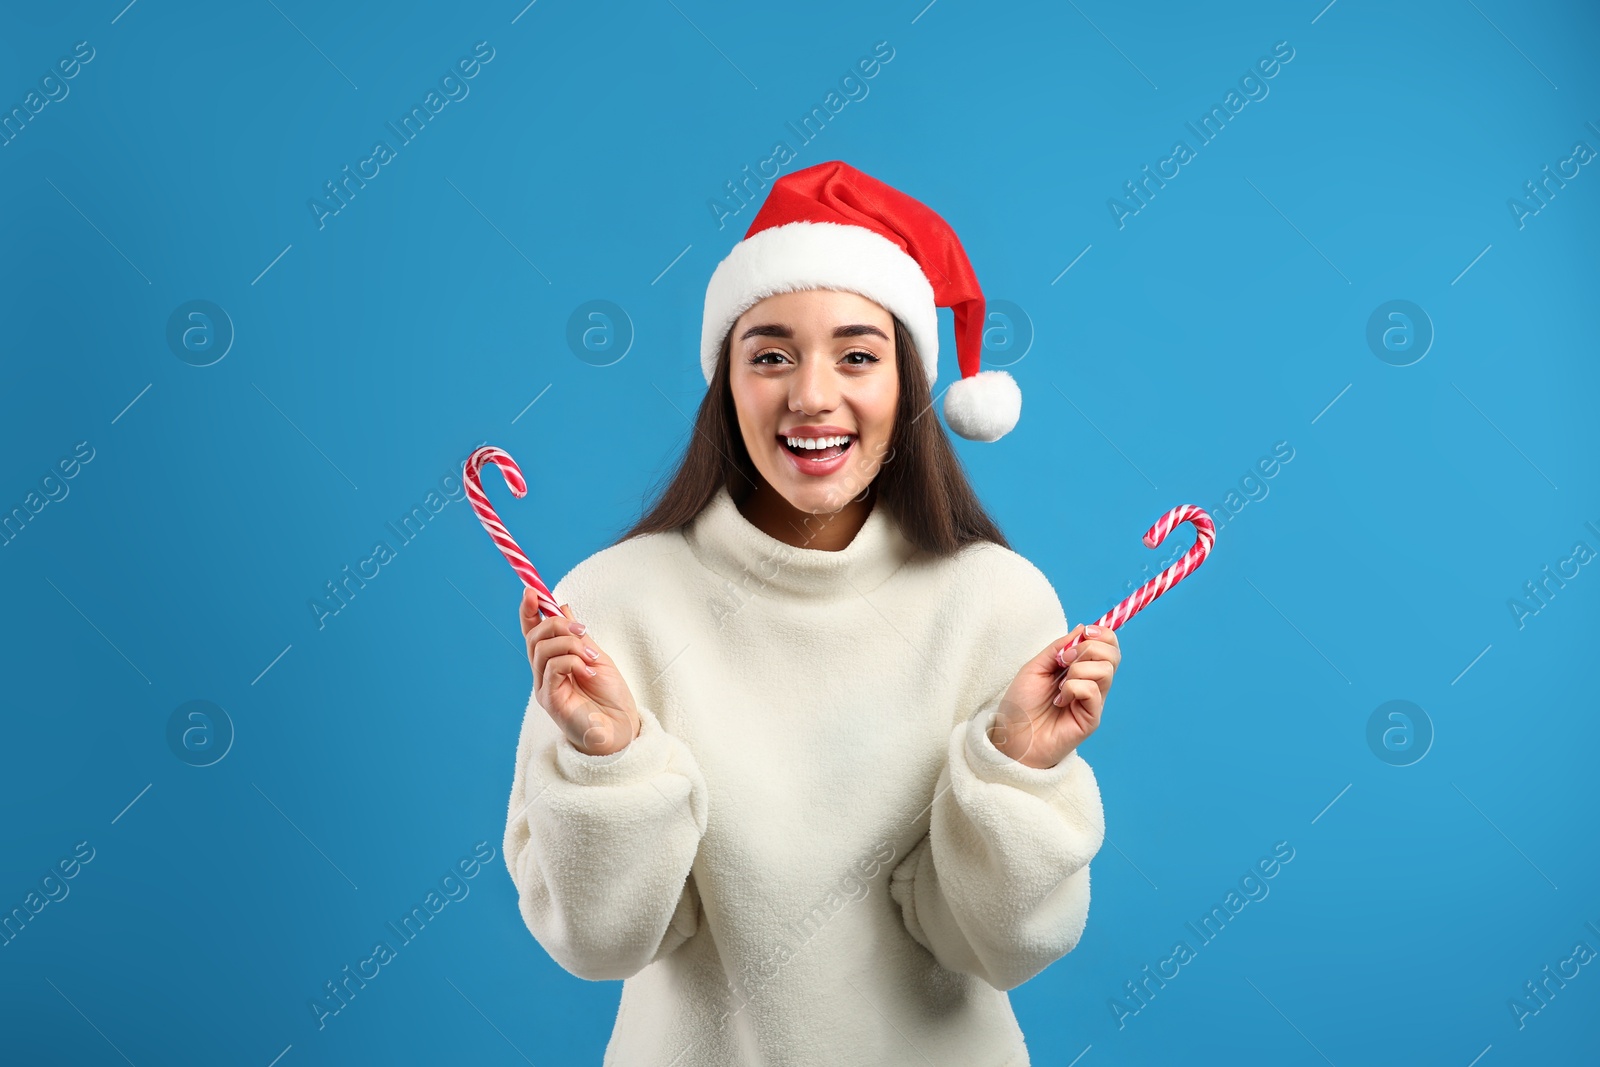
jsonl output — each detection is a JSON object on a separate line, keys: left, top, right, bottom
{"left": 778, "top": 435, "right": 854, "bottom": 477}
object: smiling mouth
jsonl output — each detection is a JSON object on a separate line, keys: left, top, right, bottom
{"left": 779, "top": 435, "right": 854, "bottom": 460}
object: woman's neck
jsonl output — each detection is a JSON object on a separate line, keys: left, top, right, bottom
{"left": 736, "top": 482, "right": 875, "bottom": 552}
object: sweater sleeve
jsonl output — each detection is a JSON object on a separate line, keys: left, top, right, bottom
{"left": 888, "top": 553, "right": 1107, "bottom": 991}
{"left": 502, "top": 573, "right": 709, "bottom": 982}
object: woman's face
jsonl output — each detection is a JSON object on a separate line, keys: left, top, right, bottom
{"left": 728, "top": 288, "right": 899, "bottom": 515}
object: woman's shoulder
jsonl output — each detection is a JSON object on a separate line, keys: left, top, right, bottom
{"left": 946, "top": 537, "right": 1063, "bottom": 604}
{"left": 549, "top": 525, "right": 691, "bottom": 618}
{"left": 925, "top": 537, "right": 1071, "bottom": 640}
{"left": 913, "top": 537, "right": 1072, "bottom": 710}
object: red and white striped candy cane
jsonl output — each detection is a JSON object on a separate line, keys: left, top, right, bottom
{"left": 464, "top": 445, "right": 563, "bottom": 622}
{"left": 1055, "top": 504, "right": 1216, "bottom": 667}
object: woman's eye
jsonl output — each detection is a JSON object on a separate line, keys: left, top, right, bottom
{"left": 748, "top": 349, "right": 879, "bottom": 365}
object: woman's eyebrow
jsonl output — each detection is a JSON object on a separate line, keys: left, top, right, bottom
{"left": 738, "top": 323, "right": 890, "bottom": 341}
{"left": 739, "top": 323, "right": 793, "bottom": 341}
{"left": 833, "top": 324, "right": 890, "bottom": 340}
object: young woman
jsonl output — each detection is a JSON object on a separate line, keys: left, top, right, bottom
{"left": 503, "top": 162, "right": 1118, "bottom": 1066}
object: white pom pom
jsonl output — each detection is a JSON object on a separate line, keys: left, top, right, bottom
{"left": 942, "top": 369, "right": 1021, "bottom": 442}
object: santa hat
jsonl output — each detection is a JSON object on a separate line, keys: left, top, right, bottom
{"left": 700, "top": 160, "right": 1021, "bottom": 443}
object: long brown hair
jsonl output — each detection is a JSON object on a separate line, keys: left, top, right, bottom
{"left": 612, "top": 312, "right": 1010, "bottom": 556}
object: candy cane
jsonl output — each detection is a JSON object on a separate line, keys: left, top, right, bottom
{"left": 464, "top": 445, "right": 563, "bottom": 622}
{"left": 1056, "top": 504, "right": 1216, "bottom": 668}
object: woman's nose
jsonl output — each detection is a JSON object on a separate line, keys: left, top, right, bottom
{"left": 789, "top": 355, "right": 838, "bottom": 414}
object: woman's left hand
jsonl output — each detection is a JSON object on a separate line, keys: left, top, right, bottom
{"left": 988, "top": 623, "right": 1120, "bottom": 769}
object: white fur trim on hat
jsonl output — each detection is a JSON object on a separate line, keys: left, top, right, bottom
{"left": 701, "top": 221, "right": 939, "bottom": 385}
{"left": 942, "top": 369, "right": 1021, "bottom": 443}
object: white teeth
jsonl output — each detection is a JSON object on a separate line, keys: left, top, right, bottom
{"left": 784, "top": 434, "right": 852, "bottom": 450}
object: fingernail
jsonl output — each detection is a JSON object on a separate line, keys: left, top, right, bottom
{"left": 584, "top": 665, "right": 597, "bottom": 677}
{"left": 1084, "top": 625, "right": 1102, "bottom": 638}
{"left": 1053, "top": 693, "right": 1065, "bottom": 706}
{"left": 569, "top": 621, "right": 587, "bottom": 635}
{"left": 583, "top": 645, "right": 599, "bottom": 660}
{"left": 1060, "top": 645, "right": 1080, "bottom": 663}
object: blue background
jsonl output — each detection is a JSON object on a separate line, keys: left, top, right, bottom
{"left": 3, "top": 0, "right": 1597, "bottom": 1063}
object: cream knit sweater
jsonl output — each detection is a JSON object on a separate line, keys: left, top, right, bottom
{"left": 503, "top": 484, "right": 1106, "bottom": 1066}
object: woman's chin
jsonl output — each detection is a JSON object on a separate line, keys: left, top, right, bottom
{"left": 772, "top": 476, "right": 867, "bottom": 517}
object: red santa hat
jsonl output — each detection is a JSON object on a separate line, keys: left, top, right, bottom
{"left": 700, "top": 160, "right": 1021, "bottom": 443}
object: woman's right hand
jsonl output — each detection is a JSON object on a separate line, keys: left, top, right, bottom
{"left": 521, "top": 588, "right": 641, "bottom": 756}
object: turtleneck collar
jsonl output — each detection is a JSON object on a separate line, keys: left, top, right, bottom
{"left": 683, "top": 484, "right": 920, "bottom": 599}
